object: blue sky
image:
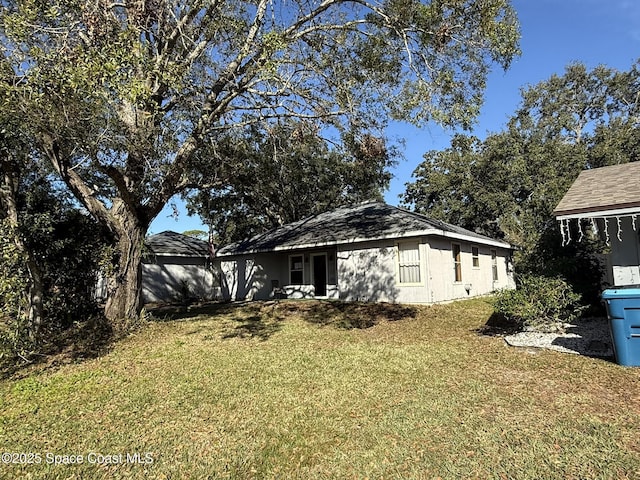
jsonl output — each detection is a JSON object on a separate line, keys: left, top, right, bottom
{"left": 150, "top": 0, "right": 640, "bottom": 235}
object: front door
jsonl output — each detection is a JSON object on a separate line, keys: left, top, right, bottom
{"left": 312, "top": 254, "right": 327, "bottom": 297}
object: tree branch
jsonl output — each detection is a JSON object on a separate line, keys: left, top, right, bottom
{"left": 41, "top": 134, "right": 114, "bottom": 231}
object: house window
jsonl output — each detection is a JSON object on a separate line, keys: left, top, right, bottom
{"left": 452, "top": 243, "right": 462, "bottom": 282}
{"left": 472, "top": 246, "right": 480, "bottom": 268}
{"left": 290, "top": 255, "right": 304, "bottom": 284}
{"left": 398, "top": 242, "right": 421, "bottom": 284}
{"left": 491, "top": 249, "right": 498, "bottom": 282}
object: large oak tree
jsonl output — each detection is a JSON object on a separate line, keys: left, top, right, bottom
{"left": 1, "top": 0, "right": 520, "bottom": 327}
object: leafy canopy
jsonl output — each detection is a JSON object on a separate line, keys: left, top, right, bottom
{"left": 1, "top": 0, "right": 520, "bottom": 228}
{"left": 403, "top": 61, "right": 640, "bottom": 304}
{"left": 189, "top": 120, "right": 395, "bottom": 244}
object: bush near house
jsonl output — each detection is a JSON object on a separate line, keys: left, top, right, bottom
{"left": 493, "top": 274, "right": 585, "bottom": 332}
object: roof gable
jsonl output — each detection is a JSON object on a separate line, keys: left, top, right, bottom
{"left": 217, "top": 202, "right": 510, "bottom": 256}
{"left": 554, "top": 162, "right": 640, "bottom": 218}
{"left": 146, "top": 231, "right": 210, "bottom": 257}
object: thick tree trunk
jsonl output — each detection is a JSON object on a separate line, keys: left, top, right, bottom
{"left": 103, "top": 206, "right": 146, "bottom": 331}
{"left": 41, "top": 136, "right": 156, "bottom": 333}
{"left": 25, "top": 256, "right": 44, "bottom": 338}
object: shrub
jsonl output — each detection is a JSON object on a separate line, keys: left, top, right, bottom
{"left": 0, "top": 221, "right": 36, "bottom": 365}
{"left": 1, "top": 180, "right": 108, "bottom": 369}
{"left": 493, "top": 275, "right": 585, "bottom": 332}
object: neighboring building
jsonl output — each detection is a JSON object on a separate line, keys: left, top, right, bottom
{"left": 142, "top": 231, "right": 219, "bottom": 303}
{"left": 215, "top": 202, "right": 515, "bottom": 303}
{"left": 554, "top": 162, "right": 640, "bottom": 287}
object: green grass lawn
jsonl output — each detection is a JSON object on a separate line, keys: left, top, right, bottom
{"left": 1, "top": 299, "right": 639, "bottom": 479}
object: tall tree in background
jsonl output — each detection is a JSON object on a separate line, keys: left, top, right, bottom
{"left": 1, "top": 0, "right": 520, "bottom": 326}
{"left": 1, "top": 58, "right": 108, "bottom": 354}
{"left": 189, "top": 121, "right": 394, "bottom": 245}
{"left": 0, "top": 111, "right": 45, "bottom": 337}
{"left": 403, "top": 61, "right": 640, "bottom": 302}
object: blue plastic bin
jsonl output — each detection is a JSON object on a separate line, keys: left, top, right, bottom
{"left": 602, "top": 288, "right": 640, "bottom": 366}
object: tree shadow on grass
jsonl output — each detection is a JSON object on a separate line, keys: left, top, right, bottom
{"left": 475, "top": 311, "right": 522, "bottom": 337}
{"left": 148, "top": 300, "right": 418, "bottom": 340}
{"left": 148, "top": 301, "right": 284, "bottom": 341}
{"left": 219, "top": 303, "right": 283, "bottom": 341}
{"left": 147, "top": 301, "right": 240, "bottom": 321}
{"left": 271, "top": 300, "right": 418, "bottom": 329}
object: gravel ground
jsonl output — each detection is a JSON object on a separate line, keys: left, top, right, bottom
{"left": 504, "top": 317, "right": 614, "bottom": 358}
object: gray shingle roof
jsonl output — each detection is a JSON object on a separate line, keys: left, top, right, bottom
{"left": 554, "top": 162, "right": 640, "bottom": 218}
{"left": 217, "top": 202, "right": 510, "bottom": 256}
{"left": 146, "top": 231, "right": 210, "bottom": 257}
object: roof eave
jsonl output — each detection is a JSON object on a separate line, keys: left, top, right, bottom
{"left": 216, "top": 228, "right": 511, "bottom": 257}
{"left": 555, "top": 205, "right": 640, "bottom": 221}
{"left": 144, "top": 252, "right": 209, "bottom": 258}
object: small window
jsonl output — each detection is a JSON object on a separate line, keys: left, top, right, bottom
{"left": 472, "top": 246, "right": 480, "bottom": 268}
{"left": 290, "top": 255, "right": 304, "bottom": 284}
{"left": 491, "top": 249, "right": 498, "bottom": 282}
{"left": 452, "top": 243, "right": 462, "bottom": 282}
{"left": 398, "top": 242, "right": 421, "bottom": 284}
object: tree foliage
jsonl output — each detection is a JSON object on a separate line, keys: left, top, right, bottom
{"left": 0, "top": 175, "right": 107, "bottom": 365}
{"left": 403, "top": 61, "right": 640, "bottom": 305}
{"left": 0, "top": 220, "right": 28, "bottom": 321}
{"left": 189, "top": 121, "right": 394, "bottom": 244}
{"left": 1, "top": 0, "right": 520, "bottom": 324}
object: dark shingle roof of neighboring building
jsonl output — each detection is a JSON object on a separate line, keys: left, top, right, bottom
{"left": 554, "top": 162, "right": 640, "bottom": 218}
{"left": 146, "top": 231, "right": 210, "bottom": 257}
{"left": 217, "top": 201, "right": 510, "bottom": 256}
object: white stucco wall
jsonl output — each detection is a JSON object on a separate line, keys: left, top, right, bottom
{"left": 218, "top": 250, "right": 339, "bottom": 301}
{"left": 425, "top": 238, "right": 514, "bottom": 303}
{"left": 219, "top": 253, "right": 278, "bottom": 301}
{"left": 217, "top": 236, "right": 514, "bottom": 304}
{"left": 142, "top": 256, "right": 219, "bottom": 303}
{"left": 336, "top": 237, "right": 514, "bottom": 304}
{"left": 336, "top": 240, "right": 399, "bottom": 302}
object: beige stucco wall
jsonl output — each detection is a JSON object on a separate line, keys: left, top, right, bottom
{"left": 425, "top": 238, "right": 514, "bottom": 303}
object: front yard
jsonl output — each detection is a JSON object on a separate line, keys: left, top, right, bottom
{"left": 1, "top": 299, "right": 639, "bottom": 479}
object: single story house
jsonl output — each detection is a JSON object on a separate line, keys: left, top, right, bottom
{"left": 215, "top": 201, "right": 515, "bottom": 303}
{"left": 142, "top": 231, "right": 220, "bottom": 303}
{"left": 554, "top": 162, "right": 640, "bottom": 286}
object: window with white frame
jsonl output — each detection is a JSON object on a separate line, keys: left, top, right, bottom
{"left": 398, "top": 242, "right": 421, "bottom": 284}
{"left": 491, "top": 249, "right": 499, "bottom": 282}
{"left": 452, "top": 243, "right": 462, "bottom": 282}
{"left": 472, "top": 246, "right": 480, "bottom": 268}
{"left": 290, "top": 255, "right": 304, "bottom": 284}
